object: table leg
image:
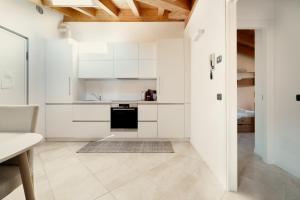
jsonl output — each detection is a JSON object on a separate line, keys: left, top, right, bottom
{"left": 17, "top": 152, "right": 35, "bottom": 200}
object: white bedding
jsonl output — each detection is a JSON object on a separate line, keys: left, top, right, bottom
{"left": 238, "top": 109, "right": 255, "bottom": 119}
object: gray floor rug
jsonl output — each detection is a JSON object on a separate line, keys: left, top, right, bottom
{"left": 77, "top": 141, "right": 174, "bottom": 153}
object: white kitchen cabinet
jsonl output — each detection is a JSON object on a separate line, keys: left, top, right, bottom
{"left": 78, "top": 44, "right": 114, "bottom": 60}
{"left": 114, "top": 43, "right": 139, "bottom": 60}
{"left": 72, "top": 105, "right": 110, "bottom": 121}
{"left": 138, "top": 105, "right": 157, "bottom": 121}
{"left": 158, "top": 104, "right": 185, "bottom": 138}
{"left": 139, "top": 60, "right": 156, "bottom": 79}
{"left": 46, "top": 104, "right": 110, "bottom": 139}
{"left": 115, "top": 60, "right": 139, "bottom": 78}
{"left": 46, "top": 39, "right": 76, "bottom": 103}
{"left": 46, "top": 105, "right": 73, "bottom": 138}
{"left": 157, "top": 39, "right": 185, "bottom": 103}
{"left": 72, "top": 122, "right": 110, "bottom": 139}
{"left": 110, "top": 131, "right": 138, "bottom": 138}
{"left": 78, "top": 60, "right": 114, "bottom": 79}
{"left": 138, "top": 122, "right": 157, "bottom": 138}
{"left": 139, "top": 43, "right": 156, "bottom": 59}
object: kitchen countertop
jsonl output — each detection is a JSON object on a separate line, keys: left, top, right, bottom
{"left": 72, "top": 100, "right": 160, "bottom": 104}
{"left": 46, "top": 101, "right": 184, "bottom": 105}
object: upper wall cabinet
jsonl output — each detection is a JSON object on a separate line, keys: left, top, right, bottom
{"left": 78, "top": 60, "right": 114, "bottom": 79}
{"left": 139, "top": 60, "right": 156, "bottom": 79}
{"left": 46, "top": 39, "right": 77, "bottom": 103}
{"left": 78, "top": 43, "right": 114, "bottom": 79}
{"left": 114, "top": 43, "right": 139, "bottom": 60}
{"left": 139, "top": 43, "right": 156, "bottom": 59}
{"left": 77, "top": 42, "right": 157, "bottom": 79}
{"left": 139, "top": 43, "right": 156, "bottom": 79}
{"left": 115, "top": 60, "right": 139, "bottom": 78}
{"left": 78, "top": 44, "right": 114, "bottom": 61}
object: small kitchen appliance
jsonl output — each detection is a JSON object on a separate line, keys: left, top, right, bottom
{"left": 144, "top": 89, "right": 157, "bottom": 101}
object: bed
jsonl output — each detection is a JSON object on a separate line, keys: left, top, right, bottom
{"left": 238, "top": 109, "right": 255, "bottom": 133}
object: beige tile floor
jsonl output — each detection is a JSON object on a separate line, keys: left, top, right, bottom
{"left": 4, "top": 134, "right": 300, "bottom": 200}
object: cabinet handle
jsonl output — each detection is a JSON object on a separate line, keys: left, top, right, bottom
{"left": 68, "top": 77, "right": 71, "bottom": 96}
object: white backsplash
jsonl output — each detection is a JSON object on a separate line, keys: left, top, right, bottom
{"left": 82, "top": 79, "right": 156, "bottom": 101}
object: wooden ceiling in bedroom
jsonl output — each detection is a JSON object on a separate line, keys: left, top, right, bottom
{"left": 237, "top": 30, "right": 255, "bottom": 57}
{"left": 29, "top": 0, "right": 197, "bottom": 22}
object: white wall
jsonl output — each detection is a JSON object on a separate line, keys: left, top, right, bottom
{"left": 238, "top": 0, "right": 300, "bottom": 179}
{"left": 185, "top": 0, "right": 227, "bottom": 188}
{"left": 273, "top": 0, "right": 300, "bottom": 178}
{"left": 68, "top": 22, "right": 184, "bottom": 42}
{"left": 0, "top": 0, "right": 62, "bottom": 134}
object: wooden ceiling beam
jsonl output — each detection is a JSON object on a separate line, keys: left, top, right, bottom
{"left": 238, "top": 43, "right": 254, "bottom": 57}
{"left": 64, "top": 8, "right": 177, "bottom": 22}
{"left": 136, "top": 0, "right": 190, "bottom": 13}
{"left": 126, "top": 0, "right": 140, "bottom": 17}
{"left": 158, "top": 8, "right": 165, "bottom": 16}
{"left": 27, "top": 0, "right": 190, "bottom": 22}
{"left": 237, "top": 30, "right": 255, "bottom": 48}
{"left": 71, "top": 7, "right": 97, "bottom": 18}
{"left": 92, "top": 0, "right": 120, "bottom": 18}
{"left": 51, "top": 7, "right": 79, "bottom": 17}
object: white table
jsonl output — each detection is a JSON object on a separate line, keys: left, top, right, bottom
{"left": 0, "top": 133, "right": 43, "bottom": 200}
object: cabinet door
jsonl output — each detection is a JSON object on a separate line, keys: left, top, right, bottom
{"left": 46, "top": 40, "right": 74, "bottom": 103}
{"left": 72, "top": 105, "right": 110, "bottom": 121}
{"left": 78, "top": 60, "right": 114, "bottom": 78}
{"left": 79, "top": 44, "right": 114, "bottom": 60}
{"left": 115, "top": 60, "right": 139, "bottom": 78}
{"left": 138, "top": 122, "right": 157, "bottom": 138}
{"left": 114, "top": 43, "right": 139, "bottom": 60}
{"left": 139, "top": 60, "right": 156, "bottom": 79}
{"left": 46, "top": 105, "right": 73, "bottom": 138}
{"left": 158, "top": 104, "right": 184, "bottom": 138}
{"left": 72, "top": 122, "right": 110, "bottom": 139}
{"left": 138, "top": 105, "right": 157, "bottom": 121}
{"left": 157, "top": 39, "right": 184, "bottom": 103}
{"left": 139, "top": 43, "right": 156, "bottom": 59}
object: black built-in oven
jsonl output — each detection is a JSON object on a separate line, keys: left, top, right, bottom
{"left": 111, "top": 104, "right": 138, "bottom": 130}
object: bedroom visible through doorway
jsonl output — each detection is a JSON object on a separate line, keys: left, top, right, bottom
{"left": 237, "top": 29, "right": 255, "bottom": 174}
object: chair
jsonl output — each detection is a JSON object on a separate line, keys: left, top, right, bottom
{"left": 0, "top": 105, "right": 39, "bottom": 200}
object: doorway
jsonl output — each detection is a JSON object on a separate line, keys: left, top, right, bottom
{"left": 0, "top": 25, "right": 28, "bottom": 105}
{"left": 237, "top": 29, "right": 256, "bottom": 176}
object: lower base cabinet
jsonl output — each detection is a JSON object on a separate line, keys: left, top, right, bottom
{"left": 46, "top": 105, "right": 73, "bottom": 138}
{"left": 72, "top": 122, "right": 110, "bottom": 139}
{"left": 46, "top": 104, "right": 186, "bottom": 140}
{"left": 138, "top": 122, "right": 158, "bottom": 138}
{"left": 46, "top": 105, "right": 109, "bottom": 139}
{"left": 158, "top": 104, "right": 185, "bottom": 138}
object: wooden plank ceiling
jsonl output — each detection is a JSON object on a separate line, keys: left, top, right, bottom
{"left": 237, "top": 30, "right": 255, "bottom": 57}
{"left": 30, "top": 0, "right": 196, "bottom": 22}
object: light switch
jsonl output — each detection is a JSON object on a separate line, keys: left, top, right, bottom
{"left": 217, "top": 93, "right": 222, "bottom": 101}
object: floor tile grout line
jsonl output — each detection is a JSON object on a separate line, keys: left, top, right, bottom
{"left": 34, "top": 151, "right": 57, "bottom": 200}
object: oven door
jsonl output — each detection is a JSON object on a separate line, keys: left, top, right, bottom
{"left": 111, "top": 107, "right": 138, "bottom": 129}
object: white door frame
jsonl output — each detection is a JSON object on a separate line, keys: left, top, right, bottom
{"left": 225, "top": 0, "right": 275, "bottom": 192}
{"left": 225, "top": 0, "right": 238, "bottom": 191}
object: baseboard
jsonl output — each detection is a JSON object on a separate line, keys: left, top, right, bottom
{"left": 45, "top": 137, "right": 190, "bottom": 142}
